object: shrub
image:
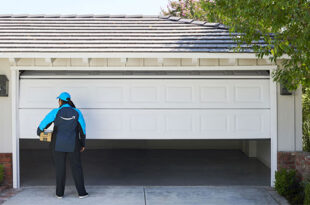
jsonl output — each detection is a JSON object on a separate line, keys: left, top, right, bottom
{"left": 0, "top": 164, "right": 4, "bottom": 184}
{"left": 303, "top": 87, "right": 310, "bottom": 152}
{"left": 304, "top": 121, "right": 310, "bottom": 152}
{"left": 275, "top": 168, "right": 304, "bottom": 204}
{"left": 304, "top": 182, "right": 310, "bottom": 205}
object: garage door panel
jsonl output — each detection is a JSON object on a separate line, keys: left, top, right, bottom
{"left": 96, "top": 86, "right": 124, "bottom": 103}
{"left": 19, "top": 109, "right": 270, "bottom": 139}
{"left": 235, "top": 114, "right": 262, "bottom": 131}
{"left": 165, "top": 86, "right": 194, "bottom": 103}
{"left": 200, "top": 86, "right": 228, "bottom": 103}
{"left": 130, "top": 114, "right": 158, "bottom": 131}
{"left": 235, "top": 86, "right": 263, "bottom": 103}
{"left": 200, "top": 114, "right": 228, "bottom": 131}
{"left": 165, "top": 114, "right": 193, "bottom": 131}
{"left": 22, "top": 86, "right": 57, "bottom": 104}
{"left": 20, "top": 79, "right": 270, "bottom": 109}
{"left": 130, "top": 87, "right": 159, "bottom": 103}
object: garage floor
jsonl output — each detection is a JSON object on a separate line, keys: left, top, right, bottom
{"left": 20, "top": 149, "right": 270, "bottom": 186}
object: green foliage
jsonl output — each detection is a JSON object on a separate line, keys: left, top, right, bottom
{"left": 303, "top": 121, "right": 310, "bottom": 152}
{"left": 163, "top": 0, "right": 310, "bottom": 91}
{"left": 202, "top": 0, "right": 310, "bottom": 91}
{"left": 275, "top": 168, "right": 304, "bottom": 204}
{"left": 0, "top": 164, "right": 4, "bottom": 184}
{"left": 304, "top": 182, "right": 310, "bottom": 205}
{"left": 303, "top": 87, "right": 310, "bottom": 151}
{"left": 161, "top": 0, "right": 210, "bottom": 21}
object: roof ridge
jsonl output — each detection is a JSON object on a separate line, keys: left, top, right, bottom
{"left": 0, "top": 14, "right": 227, "bottom": 29}
{"left": 0, "top": 14, "right": 160, "bottom": 18}
{"left": 159, "top": 15, "right": 222, "bottom": 28}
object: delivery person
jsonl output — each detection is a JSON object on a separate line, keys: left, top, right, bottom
{"left": 37, "top": 92, "right": 88, "bottom": 199}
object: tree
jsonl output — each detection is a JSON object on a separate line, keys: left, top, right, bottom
{"left": 162, "top": 0, "right": 310, "bottom": 90}
{"left": 161, "top": 0, "right": 208, "bottom": 21}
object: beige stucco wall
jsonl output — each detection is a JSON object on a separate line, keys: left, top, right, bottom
{"left": 277, "top": 85, "right": 303, "bottom": 151}
{"left": 0, "top": 59, "right": 12, "bottom": 153}
{"left": 0, "top": 57, "right": 303, "bottom": 163}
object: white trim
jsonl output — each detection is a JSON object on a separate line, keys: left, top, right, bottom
{"left": 11, "top": 69, "right": 20, "bottom": 189}
{"left": 12, "top": 65, "right": 277, "bottom": 71}
{"left": 157, "top": 58, "right": 163, "bottom": 66}
{"left": 120, "top": 58, "right": 127, "bottom": 64}
{"left": 20, "top": 75, "right": 270, "bottom": 79}
{"left": 270, "top": 68, "right": 278, "bottom": 187}
{"left": 0, "top": 52, "right": 290, "bottom": 59}
{"left": 44, "top": 58, "right": 54, "bottom": 64}
{"left": 8, "top": 58, "right": 17, "bottom": 66}
{"left": 81, "top": 58, "right": 91, "bottom": 66}
{"left": 191, "top": 58, "right": 199, "bottom": 66}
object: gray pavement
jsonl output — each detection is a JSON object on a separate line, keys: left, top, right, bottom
{"left": 2, "top": 186, "right": 287, "bottom": 205}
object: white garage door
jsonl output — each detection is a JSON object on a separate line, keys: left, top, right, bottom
{"left": 19, "top": 77, "right": 271, "bottom": 139}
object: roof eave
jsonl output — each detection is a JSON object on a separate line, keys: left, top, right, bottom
{"left": 0, "top": 52, "right": 288, "bottom": 59}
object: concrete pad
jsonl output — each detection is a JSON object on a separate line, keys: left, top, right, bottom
{"left": 145, "top": 186, "right": 279, "bottom": 205}
{"left": 3, "top": 186, "right": 145, "bottom": 205}
{"left": 2, "top": 186, "right": 286, "bottom": 205}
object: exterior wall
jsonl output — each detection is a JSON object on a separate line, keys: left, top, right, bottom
{"left": 276, "top": 59, "right": 303, "bottom": 152}
{"left": 278, "top": 151, "right": 310, "bottom": 180}
{"left": 0, "top": 59, "right": 12, "bottom": 153}
{"left": 0, "top": 153, "right": 12, "bottom": 186}
{"left": 277, "top": 85, "right": 303, "bottom": 151}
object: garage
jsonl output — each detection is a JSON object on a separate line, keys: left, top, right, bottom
{"left": 0, "top": 15, "right": 285, "bottom": 188}
{"left": 18, "top": 70, "right": 272, "bottom": 186}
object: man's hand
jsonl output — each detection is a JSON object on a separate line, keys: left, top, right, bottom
{"left": 80, "top": 147, "right": 85, "bottom": 152}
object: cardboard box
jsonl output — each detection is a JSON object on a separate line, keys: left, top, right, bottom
{"left": 40, "top": 130, "right": 53, "bottom": 142}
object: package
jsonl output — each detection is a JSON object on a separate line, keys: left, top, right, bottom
{"left": 40, "top": 129, "right": 53, "bottom": 142}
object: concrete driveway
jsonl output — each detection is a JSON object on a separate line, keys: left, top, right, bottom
{"left": 2, "top": 186, "right": 288, "bottom": 205}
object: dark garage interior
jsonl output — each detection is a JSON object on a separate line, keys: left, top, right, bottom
{"left": 19, "top": 139, "right": 270, "bottom": 187}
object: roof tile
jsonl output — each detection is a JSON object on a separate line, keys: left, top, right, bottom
{"left": 168, "top": 16, "right": 181, "bottom": 21}
{"left": 0, "top": 15, "right": 260, "bottom": 53}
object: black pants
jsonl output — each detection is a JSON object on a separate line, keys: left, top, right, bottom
{"left": 52, "top": 149, "right": 87, "bottom": 196}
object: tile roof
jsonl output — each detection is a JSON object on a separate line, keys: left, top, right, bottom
{"left": 0, "top": 15, "right": 264, "bottom": 53}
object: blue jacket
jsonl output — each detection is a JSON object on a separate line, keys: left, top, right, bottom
{"left": 37, "top": 104, "right": 86, "bottom": 152}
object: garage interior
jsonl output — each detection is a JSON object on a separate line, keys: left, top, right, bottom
{"left": 18, "top": 70, "right": 272, "bottom": 187}
{"left": 20, "top": 139, "right": 270, "bottom": 186}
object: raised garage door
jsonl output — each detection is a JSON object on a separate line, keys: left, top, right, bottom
{"left": 19, "top": 77, "right": 271, "bottom": 139}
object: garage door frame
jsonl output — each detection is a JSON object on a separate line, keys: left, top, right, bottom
{"left": 11, "top": 65, "right": 278, "bottom": 188}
